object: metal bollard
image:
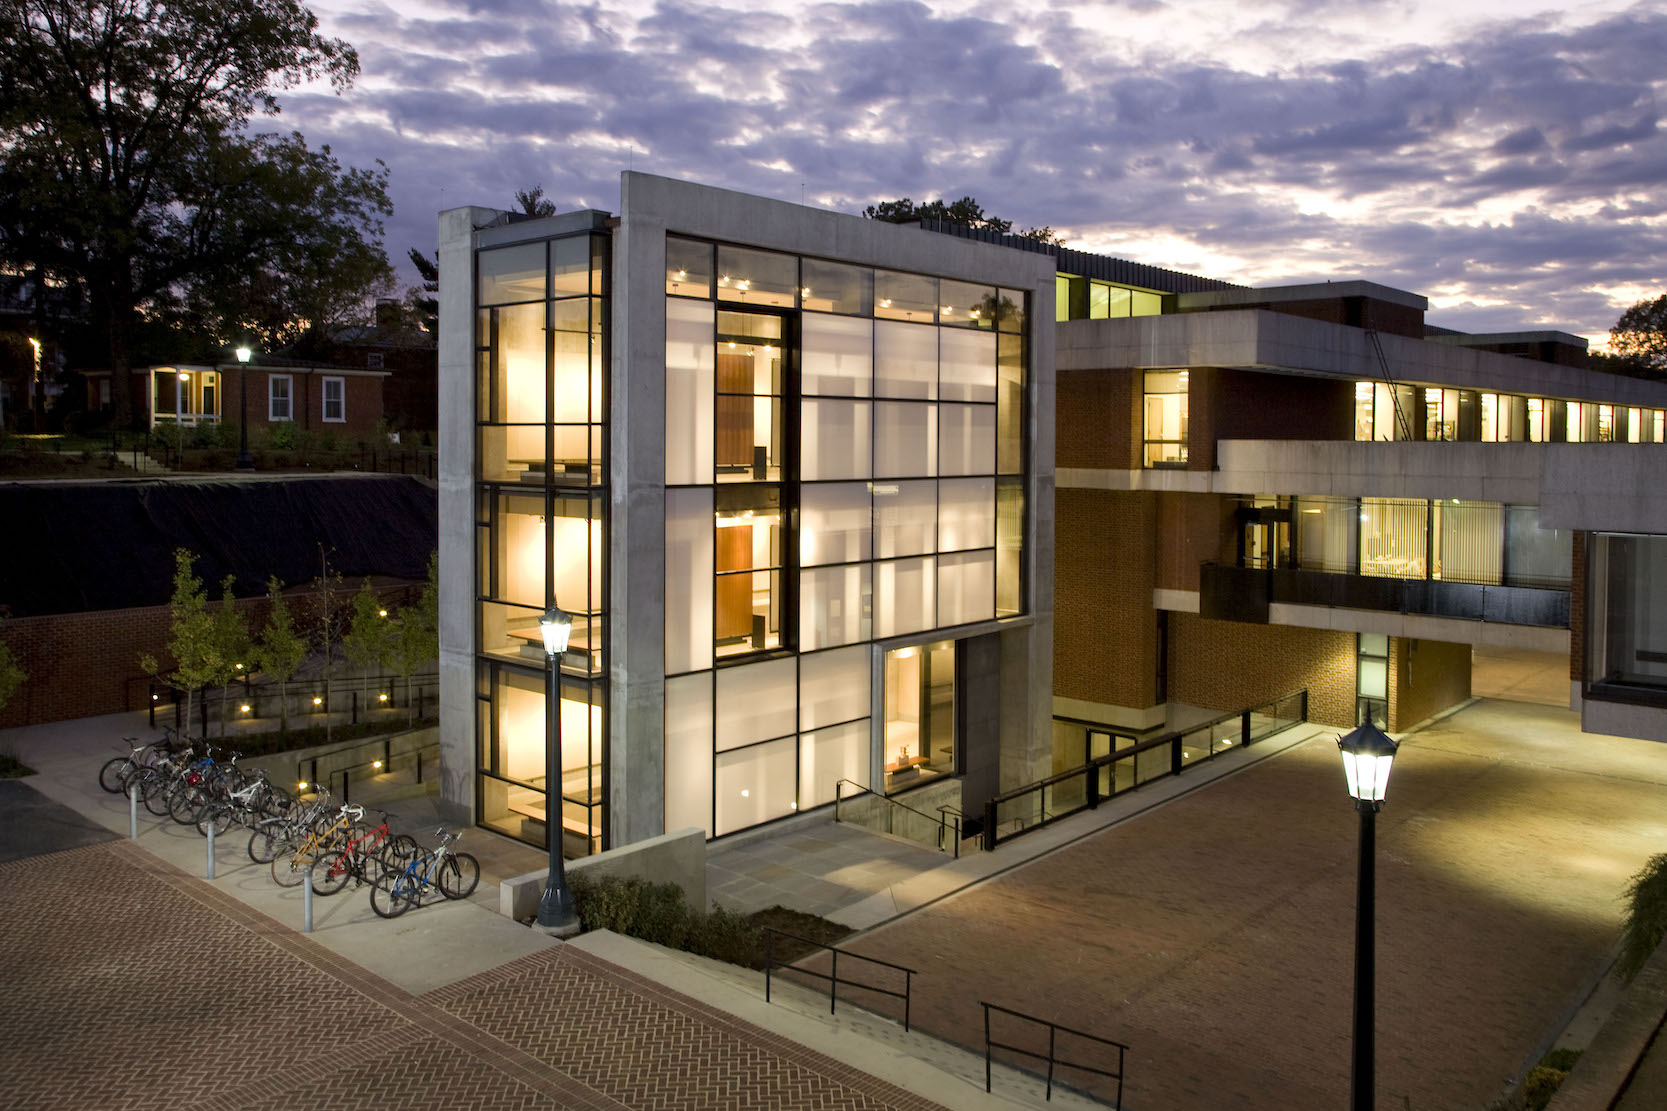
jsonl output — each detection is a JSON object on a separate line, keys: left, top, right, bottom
{"left": 206, "top": 823, "right": 216, "bottom": 879}
{"left": 303, "top": 867, "right": 314, "bottom": 933}
{"left": 129, "top": 784, "right": 138, "bottom": 840}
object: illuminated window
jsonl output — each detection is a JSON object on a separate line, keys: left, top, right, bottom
{"left": 1143, "top": 370, "right": 1188, "bottom": 467}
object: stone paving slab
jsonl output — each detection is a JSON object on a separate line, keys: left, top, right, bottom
{"left": 0, "top": 837, "right": 958, "bottom": 1111}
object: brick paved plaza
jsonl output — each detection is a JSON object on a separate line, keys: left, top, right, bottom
{"left": 838, "top": 701, "right": 1667, "bottom": 1110}
{"left": 0, "top": 838, "right": 951, "bottom": 1111}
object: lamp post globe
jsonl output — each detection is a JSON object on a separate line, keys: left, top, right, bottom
{"left": 536, "top": 603, "right": 579, "bottom": 937}
{"left": 1338, "top": 720, "right": 1398, "bottom": 1111}
{"left": 234, "top": 346, "right": 254, "bottom": 471}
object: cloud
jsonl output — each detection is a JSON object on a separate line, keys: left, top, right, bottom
{"left": 281, "top": 0, "right": 1667, "bottom": 339}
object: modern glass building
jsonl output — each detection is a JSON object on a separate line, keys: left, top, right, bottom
{"left": 437, "top": 175, "right": 1055, "bottom": 857}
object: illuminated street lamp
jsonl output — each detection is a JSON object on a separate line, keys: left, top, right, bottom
{"left": 1338, "top": 720, "right": 1399, "bottom": 1111}
{"left": 536, "top": 603, "right": 578, "bottom": 936}
{"left": 234, "top": 346, "right": 254, "bottom": 470}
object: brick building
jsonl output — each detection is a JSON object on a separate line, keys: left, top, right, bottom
{"left": 84, "top": 357, "right": 389, "bottom": 439}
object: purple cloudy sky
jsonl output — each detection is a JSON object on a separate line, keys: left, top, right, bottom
{"left": 284, "top": 0, "right": 1667, "bottom": 346}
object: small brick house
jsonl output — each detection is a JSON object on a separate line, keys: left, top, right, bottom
{"left": 85, "top": 357, "right": 390, "bottom": 439}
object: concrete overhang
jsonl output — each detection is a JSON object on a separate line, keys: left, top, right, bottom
{"left": 1175, "top": 280, "right": 1428, "bottom": 313}
{"left": 1056, "top": 311, "right": 1667, "bottom": 408}
{"left": 1539, "top": 443, "right": 1667, "bottom": 533}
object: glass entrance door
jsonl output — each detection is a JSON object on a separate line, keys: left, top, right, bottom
{"left": 884, "top": 640, "right": 957, "bottom": 793}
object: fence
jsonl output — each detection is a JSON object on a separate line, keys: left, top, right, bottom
{"left": 983, "top": 1001, "right": 1128, "bottom": 1106}
{"left": 763, "top": 928, "right": 916, "bottom": 1031}
{"left": 985, "top": 690, "right": 1309, "bottom": 850}
{"left": 295, "top": 728, "right": 440, "bottom": 803}
{"left": 148, "top": 670, "right": 437, "bottom": 738}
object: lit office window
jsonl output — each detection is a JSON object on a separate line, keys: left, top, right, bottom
{"left": 1143, "top": 370, "right": 1188, "bottom": 466}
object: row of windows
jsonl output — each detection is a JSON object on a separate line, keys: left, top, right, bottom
{"left": 666, "top": 236, "right": 1027, "bottom": 331}
{"left": 266, "top": 375, "right": 345, "bottom": 423}
{"left": 1356, "top": 383, "right": 1667, "bottom": 444}
{"left": 1055, "top": 275, "right": 1165, "bottom": 322}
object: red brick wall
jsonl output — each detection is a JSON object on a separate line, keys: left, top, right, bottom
{"left": 1057, "top": 368, "right": 1138, "bottom": 469}
{"left": 1, "top": 604, "right": 184, "bottom": 727}
{"left": 1388, "top": 637, "right": 1472, "bottom": 731}
{"left": 1154, "top": 493, "right": 1236, "bottom": 593}
{"left": 1168, "top": 614, "right": 1357, "bottom": 727}
{"left": 1054, "top": 488, "right": 1159, "bottom": 710}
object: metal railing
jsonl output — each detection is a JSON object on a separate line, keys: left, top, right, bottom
{"left": 763, "top": 928, "right": 916, "bottom": 1031}
{"left": 295, "top": 729, "right": 439, "bottom": 803}
{"left": 985, "top": 689, "right": 1308, "bottom": 850}
{"left": 983, "top": 1001, "right": 1128, "bottom": 1105}
{"left": 833, "top": 779, "right": 963, "bottom": 857}
{"left": 148, "top": 671, "right": 436, "bottom": 733}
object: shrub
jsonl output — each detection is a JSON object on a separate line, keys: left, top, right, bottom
{"left": 268, "top": 421, "right": 295, "bottom": 450}
{"left": 1617, "top": 852, "right": 1667, "bottom": 982}
{"left": 569, "top": 872, "right": 763, "bottom": 964}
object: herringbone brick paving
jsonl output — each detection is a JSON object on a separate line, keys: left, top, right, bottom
{"left": 1, "top": 840, "right": 952, "bottom": 1111}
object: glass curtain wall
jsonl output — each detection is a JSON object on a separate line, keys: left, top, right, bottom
{"left": 1354, "top": 384, "right": 1666, "bottom": 444}
{"left": 664, "top": 237, "right": 1028, "bottom": 833}
{"left": 473, "top": 233, "right": 609, "bottom": 853}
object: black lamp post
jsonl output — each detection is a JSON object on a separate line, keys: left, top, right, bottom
{"left": 234, "top": 346, "right": 254, "bottom": 470}
{"left": 537, "top": 603, "right": 580, "bottom": 937}
{"left": 1337, "top": 720, "right": 1399, "bottom": 1111}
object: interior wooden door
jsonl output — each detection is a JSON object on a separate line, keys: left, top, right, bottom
{"left": 715, "top": 525, "right": 752, "bottom": 641}
{"left": 716, "top": 353, "right": 752, "bottom": 469}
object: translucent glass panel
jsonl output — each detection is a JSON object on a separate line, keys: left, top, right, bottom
{"left": 875, "top": 321, "right": 937, "bottom": 399}
{"left": 800, "top": 482, "right": 872, "bottom": 566}
{"left": 875, "top": 402, "right": 936, "bottom": 476}
{"left": 714, "top": 488, "right": 783, "bottom": 657}
{"left": 799, "top": 645, "right": 870, "bottom": 731}
{"left": 1360, "top": 498, "right": 1428, "bottom": 579}
{"left": 997, "top": 334, "right": 1024, "bottom": 474}
{"left": 802, "top": 314, "right": 872, "bottom": 397}
{"left": 1431, "top": 501, "right": 1503, "bottom": 585}
{"left": 800, "top": 721, "right": 870, "bottom": 808}
{"left": 716, "top": 245, "right": 798, "bottom": 308}
{"left": 1297, "top": 497, "right": 1356, "bottom": 573}
{"left": 800, "top": 563, "right": 872, "bottom": 649}
{"left": 802, "top": 399, "right": 871, "bottom": 480}
{"left": 550, "top": 299, "right": 600, "bottom": 425}
{"left": 997, "top": 479, "right": 1024, "bottom": 616}
{"left": 875, "top": 270, "right": 936, "bottom": 322}
{"left": 939, "top": 328, "right": 996, "bottom": 401}
{"left": 493, "top": 303, "right": 545, "bottom": 424}
{"left": 1358, "top": 657, "right": 1388, "bottom": 700}
{"left": 665, "top": 488, "right": 714, "bottom": 674}
{"left": 666, "top": 299, "right": 715, "bottom": 485}
{"left": 715, "top": 311, "right": 783, "bottom": 483}
{"left": 715, "top": 738, "right": 797, "bottom": 835}
{"left": 549, "top": 236, "right": 596, "bottom": 297}
{"left": 666, "top": 237, "right": 713, "bottom": 298}
{"left": 876, "top": 557, "right": 935, "bottom": 638}
{"left": 938, "top": 279, "right": 995, "bottom": 328}
{"left": 1505, "top": 506, "right": 1571, "bottom": 589}
{"left": 939, "top": 478, "right": 995, "bottom": 551}
{"left": 488, "top": 490, "right": 546, "bottom": 608}
{"left": 479, "top": 242, "right": 545, "bottom": 306}
{"left": 874, "top": 480, "right": 937, "bottom": 557}
{"left": 486, "top": 668, "right": 547, "bottom": 784}
{"left": 940, "top": 403, "right": 995, "bottom": 475}
{"left": 801, "top": 259, "right": 873, "bottom": 316}
{"left": 715, "top": 657, "right": 797, "bottom": 751}
{"left": 664, "top": 672, "right": 714, "bottom": 836}
{"left": 938, "top": 550, "right": 994, "bottom": 626}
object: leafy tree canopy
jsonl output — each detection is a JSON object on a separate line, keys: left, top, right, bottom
{"left": 863, "top": 196, "right": 1062, "bottom": 245}
{"left": 0, "top": 0, "right": 391, "bottom": 423}
{"left": 1602, "top": 293, "right": 1667, "bottom": 379}
{"left": 514, "top": 184, "right": 557, "bottom": 218}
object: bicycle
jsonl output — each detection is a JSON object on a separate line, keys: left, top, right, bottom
{"left": 270, "top": 804, "right": 363, "bottom": 888}
{"left": 370, "top": 828, "right": 479, "bottom": 918}
{"left": 192, "top": 770, "right": 289, "bottom": 838}
{"left": 97, "top": 730, "right": 185, "bottom": 794}
{"left": 248, "top": 790, "right": 334, "bottom": 865}
{"left": 311, "top": 811, "right": 418, "bottom": 896}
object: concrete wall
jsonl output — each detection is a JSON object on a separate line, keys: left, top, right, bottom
{"left": 499, "top": 826, "right": 707, "bottom": 920}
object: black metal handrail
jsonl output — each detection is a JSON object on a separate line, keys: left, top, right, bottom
{"left": 833, "top": 779, "right": 962, "bottom": 857}
{"left": 763, "top": 928, "right": 916, "bottom": 1031}
{"left": 984, "top": 689, "right": 1309, "bottom": 850}
{"left": 296, "top": 729, "right": 439, "bottom": 802}
{"left": 983, "top": 1001, "right": 1128, "bottom": 1106}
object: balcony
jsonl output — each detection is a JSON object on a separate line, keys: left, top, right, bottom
{"left": 1199, "top": 563, "right": 1570, "bottom": 629}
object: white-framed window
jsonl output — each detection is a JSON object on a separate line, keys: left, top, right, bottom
{"left": 322, "top": 376, "right": 345, "bottom": 423}
{"left": 269, "top": 374, "right": 292, "bottom": 421}
{"left": 365, "top": 352, "right": 384, "bottom": 369}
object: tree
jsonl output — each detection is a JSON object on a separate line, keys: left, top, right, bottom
{"left": 514, "top": 184, "right": 557, "bottom": 218}
{"left": 306, "top": 547, "right": 346, "bottom": 742}
{"left": 341, "top": 577, "right": 395, "bottom": 695}
{"left": 1603, "top": 293, "right": 1667, "bottom": 379}
{"left": 0, "top": 616, "right": 25, "bottom": 713}
{"left": 863, "top": 196, "right": 1062, "bottom": 245}
{"left": 209, "top": 575, "right": 252, "bottom": 737}
{"left": 139, "top": 549, "right": 221, "bottom": 739}
{"left": 405, "top": 247, "right": 438, "bottom": 337}
{"left": 387, "top": 551, "right": 438, "bottom": 724}
{"left": 0, "top": 1, "right": 384, "bottom": 426}
{"left": 253, "top": 576, "right": 306, "bottom": 733}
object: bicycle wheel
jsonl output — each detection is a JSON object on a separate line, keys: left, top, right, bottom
{"left": 260, "top": 783, "right": 293, "bottom": 819}
{"left": 437, "top": 854, "right": 480, "bottom": 900}
{"left": 311, "top": 850, "right": 353, "bottom": 896}
{"left": 248, "top": 824, "right": 282, "bottom": 864}
{"left": 169, "top": 785, "right": 205, "bottom": 826}
{"left": 143, "top": 776, "right": 177, "bottom": 816}
{"left": 270, "top": 847, "right": 309, "bottom": 888}
{"left": 99, "top": 757, "right": 131, "bottom": 794}
{"left": 370, "top": 869, "right": 417, "bottom": 918}
{"left": 195, "top": 803, "right": 234, "bottom": 839}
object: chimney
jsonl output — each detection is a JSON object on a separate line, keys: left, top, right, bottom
{"left": 375, "top": 298, "right": 399, "bottom": 329}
